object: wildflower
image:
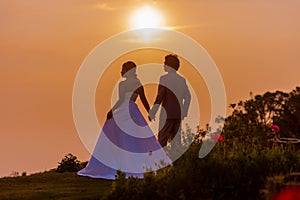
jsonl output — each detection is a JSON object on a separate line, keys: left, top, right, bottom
{"left": 218, "top": 134, "right": 224, "bottom": 142}
{"left": 271, "top": 124, "right": 280, "bottom": 133}
{"left": 271, "top": 187, "right": 300, "bottom": 200}
{"left": 211, "top": 133, "right": 223, "bottom": 142}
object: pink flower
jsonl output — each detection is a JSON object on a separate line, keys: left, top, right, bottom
{"left": 271, "top": 125, "right": 280, "bottom": 133}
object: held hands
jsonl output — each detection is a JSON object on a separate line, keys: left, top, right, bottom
{"left": 148, "top": 104, "right": 159, "bottom": 122}
{"left": 148, "top": 108, "right": 155, "bottom": 122}
{"left": 148, "top": 114, "right": 155, "bottom": 121}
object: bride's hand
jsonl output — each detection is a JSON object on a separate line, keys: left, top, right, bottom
{"left": 148, "top": 113, "right": 155, "bottom": 122}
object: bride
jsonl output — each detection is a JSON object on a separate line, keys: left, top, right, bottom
{"left": 78, "top": 61, "right": 171, "bottom": 179}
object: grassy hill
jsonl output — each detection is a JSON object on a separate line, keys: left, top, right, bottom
{"left": 0, "top": 171, "right": 112, "bottom": 200}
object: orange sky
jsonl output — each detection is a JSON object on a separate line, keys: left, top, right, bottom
{"left": 1, "top": 0, "right": 300, "bottom": 177}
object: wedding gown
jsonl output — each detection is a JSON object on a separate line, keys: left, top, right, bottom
{"left": 78, "top": 92, "right": 171, "bottom": 179}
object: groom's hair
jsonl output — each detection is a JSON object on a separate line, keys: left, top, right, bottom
{"left": 165, "top": 54, "right": 180, "bottom": 71}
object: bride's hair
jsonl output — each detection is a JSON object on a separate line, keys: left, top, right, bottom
{"left": 121, "top": 61, "right": 137, "bottom": 78}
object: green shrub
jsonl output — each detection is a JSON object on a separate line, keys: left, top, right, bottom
{"left": 105, "top": 139, "right": 300, "bottom": 200}
{"left": 56, "top": 153, "right": 81, "bottom": 173}
{"left": 105, "top": 88, "right": 300, "bottom": 199}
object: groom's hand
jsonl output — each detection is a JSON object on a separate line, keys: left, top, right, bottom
{"left": 148, "top": 113, "right": 155, "bottom": 121}
{"left": 148, "top": 107, "right": 156, "bottom": 121}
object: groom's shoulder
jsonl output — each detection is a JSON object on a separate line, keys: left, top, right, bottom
{"left": 171, "top": 72, "right": 187, "bottom": 81}
{"left": 159, "top": 74, "right": 169, "bottom": 81}
{"left": 177, "top": 73, "right": 186, "bottom": 80}
{"left": 160, "top": 73, "right": 186, "bottom": 81}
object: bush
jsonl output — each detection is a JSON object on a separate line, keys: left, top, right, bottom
{"left": 104, "top": 139, "right": 300, "bottom": 200}
{"left": 104, "top": 88, "right": 300, "bottom": 199}
{"left": 56, "top": 153, "right": 81, "bottom": 173}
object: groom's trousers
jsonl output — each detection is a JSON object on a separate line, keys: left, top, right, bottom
{"left": 158, "top": 119, "right": 181, "bottom": 148}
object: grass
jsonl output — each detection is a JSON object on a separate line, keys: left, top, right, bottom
{"left": 0, "top": 171, "right": 112, "bottom": 200}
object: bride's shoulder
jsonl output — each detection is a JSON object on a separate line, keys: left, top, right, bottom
{"left": 134, "top": 78, "right": 142, "bottom": 84}
{"left": 134, "top": 79, "right": 142, "bottom": 88}
{"left": 118, "top": 80, "right": 126, "bottom": 87}
{"left": 124, "top": 78, "right": 141, "bottom": 85}
{"left": 118, "top": 79, "right": 140, "bottom": 90}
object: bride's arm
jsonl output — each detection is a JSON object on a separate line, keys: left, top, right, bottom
{"left": 137, "top": 86, "right": 150, "bottom": 113}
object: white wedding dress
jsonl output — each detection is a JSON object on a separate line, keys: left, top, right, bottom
{"left": 78, "top": 92, "right": 171, "bottom": 179}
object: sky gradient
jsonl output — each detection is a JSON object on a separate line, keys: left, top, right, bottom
{"left": 1, "top": 0, "right": 300, "bottom": 177}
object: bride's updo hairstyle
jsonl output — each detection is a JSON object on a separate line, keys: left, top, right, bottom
{"left": 121, "top": 61, "right": 137, "bottom": 78}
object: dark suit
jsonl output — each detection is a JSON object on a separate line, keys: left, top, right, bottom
{"left": 150, "top": 70, "right": 191, "bottom": 147}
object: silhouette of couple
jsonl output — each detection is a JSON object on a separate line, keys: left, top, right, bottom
{"left": 78, "top": 54, "right": 191, "bottom": 179}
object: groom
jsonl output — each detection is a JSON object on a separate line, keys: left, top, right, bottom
{"left": 149, "top": 54, "right": 191, "bottom": 150}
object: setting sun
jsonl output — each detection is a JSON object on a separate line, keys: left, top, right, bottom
{"left": 130, "top": 6, "right": 164, "bottom": 29}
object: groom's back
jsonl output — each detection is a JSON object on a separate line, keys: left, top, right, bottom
{"left": 157, "top": 72, "right": 190, "bottom": 119}
{"left": 160, "top": 72, "right": 187, "bottom": 99}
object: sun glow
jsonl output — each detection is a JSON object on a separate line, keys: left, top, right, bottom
{"left": 130, "top": 6, "right": 164, "bottom": 29}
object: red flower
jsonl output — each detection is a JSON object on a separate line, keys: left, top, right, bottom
{"left": 271, "top": 125, "right": 280, "bottom": 133}
{"left": 271, "top": 187, "right": 300, "bottom": 200}
{"left": 211, "top": 134, "right": 223, "bottom": 142}
{"left": 218, "top": 135, "right": 224, "bottom": 142}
